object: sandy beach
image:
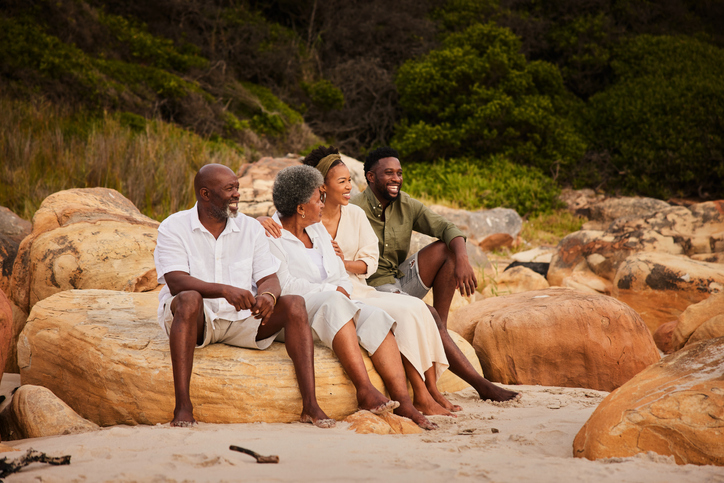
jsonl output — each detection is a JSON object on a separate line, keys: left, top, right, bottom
{"left": 1, "top": 378, "right": 722, "bottom": 483}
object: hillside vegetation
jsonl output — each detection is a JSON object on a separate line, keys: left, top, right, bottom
{"left": 1, "top": 0, "right": 723, "bottom": 221}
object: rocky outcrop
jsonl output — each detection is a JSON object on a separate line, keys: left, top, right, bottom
{"left": 428, "top": 206, "right": 522, "bottom": 244}
{"left": 4, "top": 301, "right": 27, "bottom": 373}
{"left": 236, "top": 154, "right": 366, "bottom": 218}
{"left": 344, "top": 410, "right": 422, "bottom": 435}
{"left": 481, "top": 266, "right": 549, "bottom": 298}
{"left": 466, "top": 288, "right": 659, "bottom": 391}
{"left": 8, "top": 188, "right": 159, "bottom": 314}
{"left": 573, "top": 337, "right": 724, "bottom": 466}
{"left": 0, "top": 207, "right": 31, "bottom": 295}
{"left": 19, "top": 290, "right": 481, "bottom": 426}
{"left": 612, "top": 252, "right": 724, "bottom": 333}
{"left": 0, "top": 385, "right": 99, "bottom": 441}
{"left": 671, "top": 292, "right": 724, "bottom": 351}
{"left": 652, "top": 320, "right": 677, "bottom": 354}
{"left": 584, "top": 197, "right": 672, "bottom": 231}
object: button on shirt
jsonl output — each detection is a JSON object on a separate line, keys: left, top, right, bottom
{"left": 350, "top": 188, "right": 465, "bottom": 287}
{"left": 154, "top": 204, "right": 280, "bottom": 330}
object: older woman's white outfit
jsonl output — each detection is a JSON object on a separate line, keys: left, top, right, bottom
{"left": 268, "top": 215, "right": 395, "bottom": 355}
{"left": 335, "top": 204, "right": 448, "bottom": 380}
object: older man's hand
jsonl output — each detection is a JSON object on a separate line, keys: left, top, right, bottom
{"left": 251, "top": 293, "right": 275, "bottom": 324}
{"left": 223, "top": 286, "right": 256, "bottom": 311}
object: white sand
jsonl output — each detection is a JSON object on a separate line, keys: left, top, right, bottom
{"left": 2, "top": 382, "right": 723, "bottom": 482}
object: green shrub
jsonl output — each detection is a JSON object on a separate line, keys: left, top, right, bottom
{"left": 402, "top": 156, "right": 562, "bottom": 216}
{"left": 394, "top": 22, "right": 586, "bottom": 174}
{"left": 301, "top": 79, "right": 345, "bottom": 111}
{"left": 586, "top": 35, "right": 724, "bottom": 198}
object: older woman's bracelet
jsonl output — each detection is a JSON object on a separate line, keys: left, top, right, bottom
{"left": 260, "top": 291, "right": 277, "bottom": 306}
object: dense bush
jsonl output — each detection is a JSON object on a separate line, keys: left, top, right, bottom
{"left": 585, "top": 35, "right": 724, "bottom": 198}
{"left": 394, "top": 22, "right": 586, "bottom": 175}
{"left": 402, "top": 156, "right": 562, "bottom": 216}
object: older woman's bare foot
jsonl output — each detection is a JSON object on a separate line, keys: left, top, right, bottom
{"left": 428, "top": 387, "right": 462, "bottom": 412}
{"left": 475, "top": 380, "right": 519, "bottom": 402}
{"left": 414, "top": 394, "right": 455, "bottom": 417}
{"left": 395, "top": 402, "right": 438, "bottom": 430}
{"left": 171, "top": 407, "right": 196, "bottom": 427}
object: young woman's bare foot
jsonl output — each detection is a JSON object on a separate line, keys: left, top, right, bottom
{"left": 171, "top": 407, "right": 196, "bottom": 427}
{"left": 300, "top": 407, "right": 336, "bottom": 428}
{"left": 475, "top": 380, "right": 519, "bottom": 402}
{"left": 395, "top": 402, "right": 438, "bottom": 430}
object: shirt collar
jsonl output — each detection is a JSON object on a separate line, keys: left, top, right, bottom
{"left": 190, "top": 202, "right": 240, "bottom": 235}
{"left": 363, "top": 186, "right": 393, "bottom": 218}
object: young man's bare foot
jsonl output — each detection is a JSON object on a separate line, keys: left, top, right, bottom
{"left": 171, "top": 407, "right": 196, "bottom": 427}
{"left": 300, "top": 413, "right": 337, "bottom": 428}
{"left": 395, "top": 402, "right": 438, "bottom": 430}
{"left": 476, "top": 380, "right": 519, "bottom": 402}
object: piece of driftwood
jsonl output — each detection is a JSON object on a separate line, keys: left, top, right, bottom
{"left": 229, "top": 445, "right": 279, "bottom": 464}
{"left": 0, "top": 448, "right": 71, "bottom": 478}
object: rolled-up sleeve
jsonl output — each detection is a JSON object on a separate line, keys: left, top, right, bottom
{"left": 354, "top": 212, "right": 380, "bottom": 279}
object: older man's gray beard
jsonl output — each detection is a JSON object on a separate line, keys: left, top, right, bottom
{"left": 209, "top": 203, "right": 238, "bottom": 220}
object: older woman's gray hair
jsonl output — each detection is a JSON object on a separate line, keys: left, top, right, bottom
{"left": 273, "top": 165, "right": 324, "bottom": 218}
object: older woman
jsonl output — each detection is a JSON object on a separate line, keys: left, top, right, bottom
{"left": 267, "top": 165, "right": 437, "bottom": 430}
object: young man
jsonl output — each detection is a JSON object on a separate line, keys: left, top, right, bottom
{"left": 351, "top": 147, "right": 518, "bottom": 402}
{"left": 154, "top": 164, "right": 334, "bottom": 427}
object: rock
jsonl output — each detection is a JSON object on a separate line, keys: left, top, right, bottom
{"left": 481, "top": 266, "right": 549, "bottom": 298}
{"left": 478, "top": 233, "right": 514, "bottom": 252}
{"left": 0, "top": 385, "right": 99, "bottom": 441}
{"left": 0, "top": 207, "right": 31, "bottom": 296}
{"left": 435, "top": 331, "right": 484, "bottom": 393}
{"left": 469, "top": 288, "right": 659, "bottom": 391}
{"left": 511, "top": 246, "right": 555, "bottom": 263}
{"left": 653, "top": 320, "right": 677, "bottom": 354}
{"left": 19, "top": 290, "right": 479, "bottom": 426}
{"left": 5, "top": 300, "right": 28, "bottom": 373}
{"left": 344, "top": 410, "right": 422, "bottom": 435}
{"left": 691, "top": 252, "right": 724, "bottom": 263}
{"left": 238, "top": 154, "right": 366, "bottom": 218}
{"left": 560, "top": 269, "right": 613, "bottom": 295}
{"left": 558, "top": 188, "right": 605, "bottom": 218}
{"left": 583, "top": 197, "right": 671, "bottom": 231}
{"left": 9, "top": 188, "right": 159, "bottom": 313}
{"left": 613, "top": 252, "right": 724, "bottom": 333}
{"left": 0, "top": 291, "right": 12, "bottom": 377}
{"left": 573, "top": 337, "right": 724, "bottom": 465}
{"left": 686, "top": 315, "right": 724, "bottom": 347}
{"left": 428, "top": 206, "right": 523, "bottom": 244}
{"left": 671, "top": 292, "right": 724, "bottom": 351}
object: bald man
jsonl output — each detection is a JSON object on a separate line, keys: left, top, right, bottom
{"left": 154, "top": 164, "right": 334, "bottom": 427}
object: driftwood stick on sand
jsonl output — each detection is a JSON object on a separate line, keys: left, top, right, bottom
{"left": 0, "top": 448, "right": 71, "bottom": 478}
{"left": 229, "top": 445, "right": 280, "bottom": 464}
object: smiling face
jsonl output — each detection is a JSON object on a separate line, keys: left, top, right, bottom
{"left": 367, "top": 157, "right": 402, "bottom": 202}
{"left": 323, "top": 163, "right": 352, "bottom": 207}
{"left": 202, "top": 167, "right": 240, "bottom": 220}
{"left": 299, "top": 188, "right": 325, "bottom": 225}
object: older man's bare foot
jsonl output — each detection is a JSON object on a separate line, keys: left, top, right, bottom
{"left": 357, "top": 387, "right": 398, "bottom": 415}
{"left": 396, "top": 402, "right": 438, "bottom": 430}
{"left": 171, "top": 407, "right": 196, "bottom": 427}
{"left": 367, "top": 399, "right": 400, "bottom": 415}
{"left": 476, "top": 380, "right": 519, "bottom": 402}
{"left": 300, "top": 413, "right": 336, "bottom": 428}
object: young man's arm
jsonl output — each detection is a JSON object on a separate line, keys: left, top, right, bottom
{"left": 448, "top": 236, "right": 478, "bottom": 297}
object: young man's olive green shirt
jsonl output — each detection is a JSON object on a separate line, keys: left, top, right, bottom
{"left": 350, "top": 187, "right": 465, "bottom": 287}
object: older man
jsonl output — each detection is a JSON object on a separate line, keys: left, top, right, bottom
{"left": 154, "top": 164, "right": 334, "bottom": 427}
{"left": 351, "top": 147, "right": 518, "bottom": 402}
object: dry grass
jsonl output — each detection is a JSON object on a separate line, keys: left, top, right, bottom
{"left": 0, "top": 97, "right": 248, "bottom": 221}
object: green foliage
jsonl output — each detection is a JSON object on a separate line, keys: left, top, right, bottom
{"left": 394, "top": 22, "right": 586, "bottom": 174}
{"left": 97, "top": 12, "right": 207, "bottom": 71}
{"left": 301, "top": 79, "right": 345, "bottom": 111}
{"left": 402, "top": 156, "right": 562, "bottom": 216}
{"left": 586, "top": 34, "right": 724, "bottom": 198}
{"left": 241, "top": 82, "right": 303, "bottom": 135}
{"left": 0, "top": 97, "right": 246, "bottom": 221}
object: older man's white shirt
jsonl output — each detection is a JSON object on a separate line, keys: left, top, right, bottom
{"left": 154, "top": 203, "right": 280, "bottom": 330}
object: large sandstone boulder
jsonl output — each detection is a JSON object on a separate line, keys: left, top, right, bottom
{"left": 481, "top": 266, "right": 549, "bottom": 298}
{"left": 237, "top": 154, "right": 366, "bottom": 218}
{"left": 0, "top": 291, "right": 12, "bottom": 377}
{"left": 19, "top": 290, "right": 481, "bottom": 426}
{"left": 573, "top": 337, "right": 724, "bottom": 465}
{"left": 4, "top": 300, "right": 27, "bottom": 373}
{"left": 0, "top": 207, "right": 32, "bottom": 296}
{"left": 653, "top": 320, "right": 677, "bottom": 354}
{"left": 671, "top": 292, "right": 724, "bottom": 351}
{"left": 613, "top": 252, "right": 724, "bottom": 333}
{"left": 344, "top": 410, "right": 422, "bottom": 435}
{"left": 0, "top": 385, "right": 99, "bottom": 441}
{"left": 9, "top": 188, "right": 159, "bottom": 314}
{"left": 583, "top": 197, "right": 671, "bottom": 231}
{"left": 467, "top": 288, "right": 659, "bottom": 391}
{"left": 428, "top": 206, "right": 522, "bottom": 244}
